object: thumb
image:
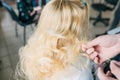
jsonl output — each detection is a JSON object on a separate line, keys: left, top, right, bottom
{"left": 110, "top": 61, "right": 120, "bottom": 79}
{"left": 98, "top": 67, "right": 107, "bottom": 80}
{"left": 111, "top": 60, "right": 120, "bottom": 66}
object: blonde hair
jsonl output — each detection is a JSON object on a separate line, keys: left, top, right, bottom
{"left": 15, "top": 0, "right": 90, "bottom": 80}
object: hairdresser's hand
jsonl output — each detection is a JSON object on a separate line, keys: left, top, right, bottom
{"left": 82, "top": 34, "right": 120, "bottom": 63}
{"left": 98, "top": 60, "right": 120, "bottom": 80}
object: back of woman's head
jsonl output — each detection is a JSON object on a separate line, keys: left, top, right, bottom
{"left": 36, "top": 0, "right": 89, "bottom": 38}
{"left": 15, "top": 1, "right": 90, "bottom": 80}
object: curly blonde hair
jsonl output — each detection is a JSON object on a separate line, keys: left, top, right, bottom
{"left": 15, "top": 0, "right": 90, "bottom": 80}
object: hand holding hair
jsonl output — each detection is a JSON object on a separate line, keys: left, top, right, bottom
{"left": 82, "top": 34, "right": 120, "bottom": 63}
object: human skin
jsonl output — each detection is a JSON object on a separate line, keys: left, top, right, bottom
{"left": 82, "top": 34, "right": 120, "bottom": 80}
{"left": 82, "top": 34, "right": 120, "bottom": 63}
{"left": 98, "top": 60, "right": 120, "bottom": 80}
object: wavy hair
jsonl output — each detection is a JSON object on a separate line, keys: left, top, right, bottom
{"left": 15, "top": 0, "right": 90, "bottom": 80}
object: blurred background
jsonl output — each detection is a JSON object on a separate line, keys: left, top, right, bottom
{"left": 0, "top": 0, "right": 120, "bottom": 80}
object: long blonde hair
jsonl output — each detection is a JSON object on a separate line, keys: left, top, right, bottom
{"left": 15, "top": 0, "right": 90, "bottom": 80}
{"left": 36, "top": 0, "right": 89, "bottom": 37}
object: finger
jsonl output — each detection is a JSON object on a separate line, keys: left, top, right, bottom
{"left": 97, "top": 55, "right": 106, "bottom": 64}
{"left": 110, "top": 61, "right": 120, "bottom": 79}
{"left": 82, "top": 44, "right": 88, "bottom": 52}
{"left": 98, "top": 67, "right": 107, "bottom": 80}
{"left": 101, "top": 62, "right": 107, "bottom": 69}
{"left": 89, "top": 51, "right": 98, "bottom": 60}
{"left": 110, "top": 61, "right": 120, "bottom": 69}
{"left": 98, "top": 68, "right": 118, "bottom": 80}
{"left": 99, "top": 59, "right": 105, "bottom": 64}
{"left": 106, "top": 71, "right": 112, "bottom": 77}
{"left": 86, "top": 38, "right": 100, "bottom": 48}
{"left": 86, "top": 48, "right": 94, "bottom": 54}
{"left": 111, "top": 60, "right": 120, "bottom": 66}
{"left": 94, "top": 57, "right": 99, "bottom": 64}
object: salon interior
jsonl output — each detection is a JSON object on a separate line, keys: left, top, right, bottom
{"left": 0, "top": 0, "right": 120, "bottom": 80}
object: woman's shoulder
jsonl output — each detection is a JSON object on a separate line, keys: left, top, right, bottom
{"left": 51, "top": 66, "right": 94, "bottom": 80}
